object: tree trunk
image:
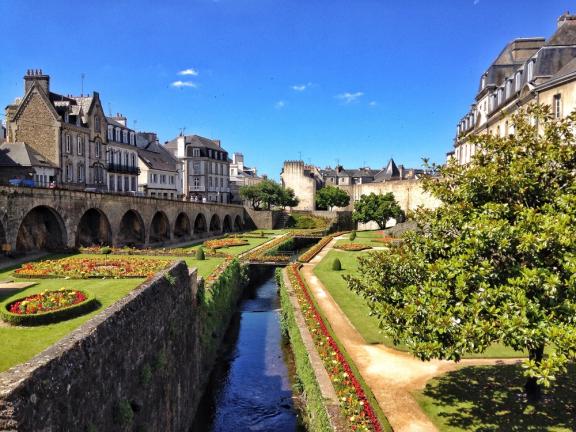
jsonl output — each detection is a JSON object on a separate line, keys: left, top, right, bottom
{"left": 525, "top": 344, "right": 545, "bottom": 403}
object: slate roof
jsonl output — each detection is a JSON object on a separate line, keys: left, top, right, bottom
{"left": 137, "top": 138, "right": 179, "bottom": 172}
{"left": 0, "top": 142, "right": 57, "bottom": 168}
{"left": 165, "top": 134, "right": 226, "bottom": 152}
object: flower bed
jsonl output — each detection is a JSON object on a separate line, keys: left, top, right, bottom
{"left": 297, "top": 231, "right": 348, "bottom": 263}
{"left": 205, "top": 256, "right": 234, "bottom": 285}
{"left": 287, "top": 265, "right": 382, "bottom": 431}
{"left": 203, "top": 238, "right": 249, "bottom": 249}
{"left": 13, "top": 257, "right": 172, "bottom": 279}
{"left": 1, "top": 288, "right": 96, "bottom": 325}
{"left": 79, "top": 245, "right": 232, "bottom": 259}
{"left": 371, "top": 237, "right": 402, "bottom": 245}
{"left": 245, "top": 234, "right": 293, "bottom": 263}
{"left": 334, "top": 243, "right": 373, "bottom": 251}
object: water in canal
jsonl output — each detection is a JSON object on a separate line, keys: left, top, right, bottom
{"left": 190, "top": 268, "right": 305, "bottom": 432}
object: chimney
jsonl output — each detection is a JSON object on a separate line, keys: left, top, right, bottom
{"left": 24, "top": 69, "right": 50, "bottom": 95}
{"left": 113, "top": 113, "right": 127, "bottom": 127}
{"left": 176, "top": 135, "right": 186, "bottom": 158}
{"left": 557, "top": 11, "right": 576, "bottom": 28}
{"left": 213, "top": 139, "right": 221, "bottom": 147}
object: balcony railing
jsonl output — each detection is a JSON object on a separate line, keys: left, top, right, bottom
{"left": 107, "top": 163, "right": 140, "bottom": 175}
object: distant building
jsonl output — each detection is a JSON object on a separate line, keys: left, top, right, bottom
{"left": 281, "top": 159, "right": 434, "bottom": 213}
{"left": 452, "top": 12, "right": 576, "bottom": 164}
{"left": 165, "top": 134, "right": 231, "bottom": 203}
{"left": 229, "top": 152, "right": 264, "bottom": 204}
{"left": 106, "top": 113, "right": 139, "bottom": 193}
{"left": 137, "top": 132, "right": 182, "bottom": 199}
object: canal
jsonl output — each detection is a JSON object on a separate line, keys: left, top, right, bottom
{"left": 190, "top": 268, "right": 306, "bottom": 432}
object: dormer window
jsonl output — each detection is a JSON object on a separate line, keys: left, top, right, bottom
{"left": 192, "top": 148, "right": 200, "bottom": 157}
{"left": 115, "top": 127, "right": 121, "bottom": 142}
{"left": 497, "top": 88, "right": 503, "bottom": 106}
{"left": 129, "top": 132, "right": 135, "bottom": 145}
{"left": 481, "top": 75, "right": 486, "bottom": 90}
{"left": 515, "top": 72, "right": 522, "bottom": 92}
{"left": 505, "top": 80, "right": 512, "bottom": 99}
{"left": 108, "top": 125, "right": 113, "bottom": 141}
{"left": 122, "top": 130, "right": 128, "bottom": 143}
{"left": 527, "top": 60, "right": 535, "bottom": 82}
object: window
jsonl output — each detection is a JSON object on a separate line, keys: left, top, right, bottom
{"left": 110, "top": 175, "right": 115, "bottom": 191}
{"left": 497, "top": 88, "right": 503, "bottom": 106}
{"left": 118, "top": 176, "right": 123, "bottom": 192}
{"left": 66, "top": 135, "right": 72, "bottom": 153}
{"left": 124, "top": 176, "right": 129, "bottom": 191}
{"left": 153, "top": 174, "right": 158, "bottom": 183}
{"left": 65, "top": 164, "right": 72, "bottom": 182}
{"left": 170, "top": 176, "right": 174, "bottom": 185}
{"left": 481, "top": 75, "right": 486, "bottom": 89}
{"left": 554, "top": 94, "right": 562, "bottom": 119}
{"left": 515, "top": 72, "right": 522, "bottom": 92}
{"left": 95, "top": 140, "right": 101, "bottom": 158}
{"left": 527, "top": 60, "right": 534, "bottom": 82}
{"left": 124, "top": 152, "right": 129, "bottom": 167}
{"left": 505, "top": 80, "right": 512, "bottom": 99}
{"left": 122, "top": 130, "right": 128, "bottom": 143}
{"left": 78, "top": 164, "right": 85, "bottom": 182}
{"left": 77, "top": 136, "right": 83, "bottom": 155}
{"left": 192, "top": 148, "right": 200, "bottom": 157}
{"left": 160, "top": 174, "right": 166, "bottom": 183}
{"left": 130, "top": 153, "right": 135, "bottom": 167}
{"left": 193, "top": 177, "right": 200, "bottom": 187}
{"left": 95, "top": 116, "right": 100, "bottom": 133}
{"left": 193, "top": 161, "right": 200, "bottom": 173}
{"left": 129, "top": 132, "right": 135, "bottom": 145}
{"left": 209, "top": 177, "right": 213, "bottom": 188}
{"left": 108, "top": 125, "right": 113, "bottom": 141}
{"left": 131, "top": 177, "right": 136, "bottom": 191}
{"left": 115, "top": 128, "right": 121, "bottom": 142}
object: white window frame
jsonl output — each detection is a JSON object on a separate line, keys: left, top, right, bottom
{"left": 66, "top": 135, "right": 72, "bottom": 153}
{"left": 77, "top": 136, "right": 83, "bottom": 155}
{"left": 107, "top": 125, "right": 113, "bottom": 141}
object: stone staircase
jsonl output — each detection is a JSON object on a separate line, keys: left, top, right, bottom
{"left": 275, "top": 211, "right": 291, "bottom": 229}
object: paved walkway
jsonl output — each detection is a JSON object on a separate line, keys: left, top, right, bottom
{"left": 300, "top": 236, "right": 521, "bottom": 432}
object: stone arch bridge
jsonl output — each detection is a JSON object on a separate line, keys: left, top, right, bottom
{"left": 0, "top": 187, "right": 247, "bottom": 253}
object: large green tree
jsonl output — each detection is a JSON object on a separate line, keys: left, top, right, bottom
{"left": 346, "top": 106, "right": 576, "bottom": 401}
{"left": 316, "top": 185, "right": 351, "bottom": 210}
{"left": 352, "top": 192, "right": 403, "bottom": 229}
{"left": 240, "top": 180, "right": 298, "bottom": 210}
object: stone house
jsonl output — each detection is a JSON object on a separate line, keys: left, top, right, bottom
{"left": 452, "top": 12, "right": 576, "bottom": 163}
{"left": 105, "top": 113, "right": 139, "bottom": 193}
{"left": 4, "top": 70, "right": 108, "bottom": 190}
{"left": 229, "top": 152, "right": 264, "bottom": 204}
{"left": 137, "top": 132, "right": 182, "bottom": 199}
{"left": 165, "top": 134, "right": 231, "bottom": 203}
{"left": 0, "top": 142, "right": 57, "bottom": 186}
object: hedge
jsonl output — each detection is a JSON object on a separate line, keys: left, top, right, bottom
{"left": 0, "top": 290, "right": 98, "bottom": 326}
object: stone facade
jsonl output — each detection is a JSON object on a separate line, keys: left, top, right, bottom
{"left": 281, "top": 160, "right": 439, "bottom": 215}
{"left": 452, "top": 13, "right": 576, "bottom": 164}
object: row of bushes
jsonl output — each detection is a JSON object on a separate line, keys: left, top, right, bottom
{"left": 297, "top": 231, "right": 348, "bottom": 263}
{"left": 277, "top": 269, "right": 333, "bottom": 431}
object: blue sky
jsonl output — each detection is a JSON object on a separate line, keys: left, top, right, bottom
{"left": 0, "top": 0, "right": 573, "bottom": 179}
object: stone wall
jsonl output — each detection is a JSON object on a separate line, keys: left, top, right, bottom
{"left": 244, "top": 208, "right": 284, "bottom": 230}
{"left": 0, "top": 261, "right": 243, "bottom": 432}
{"left": 281, "top": 161, "right": 316, "bottom": 211}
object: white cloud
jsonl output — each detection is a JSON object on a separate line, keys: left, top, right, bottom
{"left": 171, "top": 81, "right": 197, "bottom": 88}
{"left": 369, "top": 101, "right": 378, "bottom": 107}
{"left": 336, "top": 92, "right": 364, "bottom": 104}
{"left": 178, "top": 68, "right": 199, "bottom": 76}
{"left": 473, "top": 0, "right": 480, "bottom": 5}
{"left": 275, "top": 100, "right": 286, "bottom": 109}
{"left": 292, "top": 82, "right": 312, "bottom": 92}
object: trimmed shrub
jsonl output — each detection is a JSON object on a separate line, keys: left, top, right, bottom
{"left": 196, "top": 247, "right": 206, "bottom": 260}
{"left": 349, "top": 231, "right": 357, "bottom": 241}
{"left": 332, "top": 258, "right": 342, "bottom": 271}
{"left": 1, "top": 290, "right": 97, "bottom": 326}
{"left": 100, "top": 246, "right": 112, "bottom": 254}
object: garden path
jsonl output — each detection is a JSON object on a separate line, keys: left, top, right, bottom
{"left": 301, "top": 236, "right": 521, "bottom": 432}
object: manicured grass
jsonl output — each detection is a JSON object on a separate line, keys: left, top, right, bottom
{"left": 415, "top": 364, "right": 576, "bottom": 432}
{"left": 0, "top": 253, "right": 225, "bottom": 373}
{"left": 314, "top": 249, "right": 525, "bottom": 358}
{"left": 335, "top": 230, "right": 385, "bottom": 247}
{"left": 176, "top": 232, "right": 277, "bottom": 257}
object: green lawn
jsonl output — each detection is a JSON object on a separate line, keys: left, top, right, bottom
{"left": 335, "top": 230, "right": 386, "bottom": 247}
{"left": 314, "top": 249, "right": 525, "bottom": 358}
{"left": 0, "top": 252, "right": 226, "bottom": 373}
{"left": 176, "top": 232, "right": 279, "bottom": 257}
{"left": 415, "top": 364, "right": 576, "bottom": 432}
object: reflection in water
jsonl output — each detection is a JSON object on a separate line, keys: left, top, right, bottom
{"left": 191, "top": 270, "right": 304, "bottom": 432}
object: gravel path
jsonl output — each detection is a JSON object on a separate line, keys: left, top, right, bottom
{"left": 301, "top": 236, "right": 521, "bottom": 432}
